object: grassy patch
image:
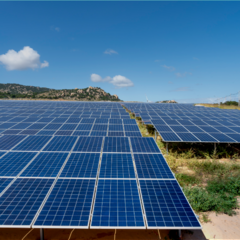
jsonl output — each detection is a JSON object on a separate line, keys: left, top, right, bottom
{"left": 175, "top": 173, "right": 200, "bottom": 186}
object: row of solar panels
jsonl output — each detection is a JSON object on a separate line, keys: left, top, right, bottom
{"left": 123, "top": 104, "right": 240, "bottom": 143}
{"left": 0, "top": 144, "right": 201, "bottom": 229}
{"left": 0, "top": 136, "right": 159, "bottom": 152}
{"left": 0, "top": 118, "right": 141, "bottom": 137}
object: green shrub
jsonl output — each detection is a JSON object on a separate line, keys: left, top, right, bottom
{"left": 175, "top": 173, "right": 199, "bottom": 186}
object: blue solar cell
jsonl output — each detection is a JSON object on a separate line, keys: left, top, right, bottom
{"left": 37, "top": 118, "right": 54, "bottom": 123}
{"left": 19, "top": 130, "right": 39, "bottom": 135}
{"left": 66, "top": 118, "right": 82, "bottom": 124}
{"left": 199, "top": 126, "right": 220, "bottom": 133}
{"left": 140, "top": 180, "right": 201, "bottom": 228}
{"left": 108, "top": 131, "right": 124, "bottom": 137}
{"left": 183, "top": 126, "right": 204, "bottom": 132}
{"left": 229, "top": 127, "right": 240, "bottom": 133}
{"left": 176, "top": 133, "right": 200, "bottom": 142}
{"left": 51, "top": 118, "right": 68, "bottom": 123}
{"left": 21, "top": 152, "right": 68, "bottom": 177}
{"left": 72, "top": 131, "right": 90, "bottom": 136}
{"left": 76, "top": 124, "right": 93, "bottom": 131}
{"left": 0, "top": 135, "right": 26, "bottom": 150}
{"left": 59, "top": 124, "right": 78, "bottom": 131}
{"left": 13, "top": 136, "right": 52, "bottom": 151}
{"left": 55, "top": 130, "right": 73, "bottom": 136}
{"left": 27, "top": 123, "right": 47, "bottom": 130}
{"left": 108, "top": 125, "right": 123, "bottom": 131}
{"left": 73, "top": 137, "right": 103, "bottom": 152}
{"left": 60, "top": 153, "right": 100, "bottom": 178}
{"left": 0, "top": 152, "right": 37, "bottom": 177}
{"left": 91, "top": 179, "right": 145, "bottom": 228}
{"left": 191, "top": 133, "right": 218, "bottom": 142}
{"left": 0, "top": 123, "right": 17, "bottom": 129}
{"left": 103, "top": 137, "right": 131, "bottom": 152}
{"left": 164, "top": 120, "right": 181, "bottom": 125}
{"left": 123, "top": 119, "right": 137, "bottom": 125}
{"left": 2, "top": 129, "right": 22, "bottom": 135}
{"left": 124, "top": 125, "right": 140, "bottom": 132}
{"left": 226, "top": 134, "right": 240, "bottom": 142}
{"left": 217, "top": 121, "right": 237, "bottom": 127}
{"left": 0, "top": 178, "right": 54, "bottom": 227}
{"left": 177, "top": 120, "right": 195, "bottom": 125}
{"left": 151, "top": 120, "right": 166, "bottom": 125}
{"left": 134, "top": 154, "right": 174, "bottom": 179}
{"left": 43, "top": 124, "right": 62, "bottom": 130}
{"left": 81, "top": 118, "right": 95, "bottom": 124}
{"left": 0, "top": 178, "right": 13, "bottom": 194}
{"left": 155, "top": 125, "right": 172, "bottom": 132}
{"left": 10, "top": 123, "right": 32, "bottom": 129}
{"left": 34, "top": 179, "right": 95, "bottom": 227}
{"left": 37, "top": 130, "right": 56, "bottom": 135}
{"left": 8, "top": 117, "right": 27, "bottom": 122}
{"left": 208, "top": 133, "right": 236, "bottom": 142}
{"left": 109, "top": 119, "right": 122, "bottom": 124}
{"left": 0, "top": 152, "right": 6, "bottom": 157}
{"left": 23, "top": 117, "right": 40, "bottom": 123}
{"left": 95, "top": 119, "right": 109, "bottom": 124}
{"left": 90, "top": 131, "right": 107, "bottom": 136}
{"left": 125, "top": 132, "right": 142, "bottom": 137}
{"left": 190, "top": 120, "right": 208, "bottom": 126}
{"left": 92, "top": 124, "right": 108, "bottom": 131}
{"left": 130, "top": 137, "right": 160, "bottom": 153}
{"left": 99, "top": 153, "right": 135, "bottom": 178}
{"left": 213, "top": 126, "right": 236, "bottom": 133}
{"left": 170, "top": 126, "right": 189, "bottom": 132}
{"left": 43, "top": 136, "right": 77, "bottom": 151}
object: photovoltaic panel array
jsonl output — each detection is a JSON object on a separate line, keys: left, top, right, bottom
{"left": 123, "top": 102, "right": 240, "bottom": 143}
{"left": 0, "top": 101, "right": 201, "bottom": 230}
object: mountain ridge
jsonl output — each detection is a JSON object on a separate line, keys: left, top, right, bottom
{"left": 0, "top": 83, "right": 121, "bottom": 101}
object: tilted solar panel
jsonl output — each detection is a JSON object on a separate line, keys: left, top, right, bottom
{"left": 73, "top": 137, "right": 103, "bottom": 152}
{"left": 103, "top": 137, "right": 131, "bottom": 153}
{"left": 130, "top": 137, "right": 160, "bottom": 153}
{"left": 43, "top": 136, "right": 77, "bottom": 151}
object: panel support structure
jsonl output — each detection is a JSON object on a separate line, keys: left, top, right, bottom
{"left": 214, "top": 142, "right": 217, "bottom": 155}
{"left": 154, "top": 130, "right": 157, "bottom": 142}
{"left": 166, "top": 142, "right": 169, "bottom": 155}
{"left": 40, "top": 228, "right": 44, "bottom": 240}
{"left": 178, "top": 229, "right": 182, "bottom": 239}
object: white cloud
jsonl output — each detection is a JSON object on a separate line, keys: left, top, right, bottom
{"left": 175, "top": 72, "right": 192, "bottom": 78}
{"left": 104, "top": 49, "right": 118, "bottom": 55}
{"left": 110, "top": 75, "right": 134, "bottom": 88}
{"left": 90, "top": 73, "right": 134, "bottom": 88}
{"left": 55, "top": 27, "right": 60, "bottom": 32}
{"left": 162, "top": 64, "right": 175, "bottom": 71}
{"left": 0, "top": 46, "right": 49, "bottom": 71}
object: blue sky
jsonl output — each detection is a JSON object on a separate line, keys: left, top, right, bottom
{"left": 0, "top": 2, "right": 240, "bottom": 103}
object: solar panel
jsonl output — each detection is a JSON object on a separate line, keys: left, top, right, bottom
{"left": 99, "top": 153, "right": 135, "bottom": 178}
{"left": 0, "top": 135, "right": 26, "bottom": 150}
{"left": 103, "top": 137, "right": 131, "bottom": 153}
{"left": 81, "top": 118, "right": 95, "bottom": 124}
{"left": 0, "top": 123, "right": 17, "bottom": 129}
{"left": 66, "top": 118, "right": 82, "bottom": 124}
{"left": 155, "top": 125, "right": 172, "bottom": 132}
{"left": 229, "top": 127, "right": 240, "bottom": 133}
{"left": 13, "top": 136, "right": 52, "bottom": 151}
{"left": 43, "top": 123, "right": 62, "bottom": 130}
{"left": 123, "top": 119, "right": 137, "bottom": 125}
{"left": 92, "top": 124, "right": 108, "bottom": 131}
{"left": 107, "top": 131, "right": 124, "bottom": 137}
{"left": 27, "top": 123, "right": 47, "bottom": 130}
{"left": 95, "top": 119, "right": 108, "bottom": 124}
{"left": 130, "top": 137, "right": 160, "bottom": 153}
{"left": 191, "top": 133, "right": 218, "bottom": 142}
{"left": 59, "top": 124, "right": 78, "bottom": 131}
{"left": 20, "top": 152, "right": 68, "bottom": 177}
{"left": 124, "top": 125, "right": 140, "bottom": 132}
{"left": 0, "top": 178, "right": 54, "bottom": 227}
{"left": 72, "top": 130, "right": 90, "bottom": 136}
{"left": 2, "top": 129, "right": 22, "bottom": 135}
{"left": 54, "top": 130, "right": 73, "bottom": 136}
{"left": 108, "top": 125, "right": 123, "bottom": 131}
{"left": 43, "top": 136, "right": 77, "bottom": 151}
{"left": 226, "top": 134, "right": 240, "bottom": 142}
{"left": 90, "top": 131, "right": 107, "bottom": 136}
{"left": 109, "top": 119, "right": 122, "bottom": 124}
{"left": 76, "top": 124, "right": 93, "bottom": 131}
{"left": 198, "top": 126, "right": 220, "bottom": 133}
{"left": 134, "top": 154, "right": 174, "bottom": 179}
{"left": 176, "top": 133, "right": 200, "bottom": 142}
{"left": 0, "top": 178, "right": 13, "bottom": 194}
{"left": 34, "top": 179, "right": 95, "bottom": 228}
{"left": 37, "top": 130, "right": 56, "bottom": 136}
{"left": 125, "top": 132, "right": 142, "bottom": 137}
{"left": 209, "top": 133, "right": 236, "bottom": 142}
{"left": 0, "top": 152, "right": 37, "bottom": 177}
{"left": 73, "top": 137, "right": 103, "bottom": 152}
{"left": 183, "top": 126, "right": 204, "bottom": 133}
{"left": 140, "top": 180, "right": 201, "bottom": 228}
{"left": 10, "top": 123, "right": 32, "bottom": 129}
{"left": 37, "top": 117, "right": 54, "bottom": 123}
{"left": 19, "top": 130, "right": 39, "bottom": 135}
{"left": 60, "top": 153, "right": 100, "bottom": 178}
{"left": 170, "top": 126, "right": 189, "bottom": 133}
{"left": 91, "top": 179, "right": 145, "bottom": 228}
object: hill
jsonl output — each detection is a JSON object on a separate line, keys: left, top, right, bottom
{"left": 0, "top": 84, "right": 121, "bottom": 101}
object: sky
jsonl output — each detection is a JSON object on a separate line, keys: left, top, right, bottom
{"left": 0, "top": 2, "right": 240, "bottom": 103}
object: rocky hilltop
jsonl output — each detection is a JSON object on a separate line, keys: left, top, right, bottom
{"left": 0, "top": 84, "right": 121, "bottom": 101}
{"left": 156, "top": 100, "right": 177, "bottom": 103}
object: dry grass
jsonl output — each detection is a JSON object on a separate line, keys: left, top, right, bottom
{"left": 198, "top": 104, "right": 240, "bottom": 110}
